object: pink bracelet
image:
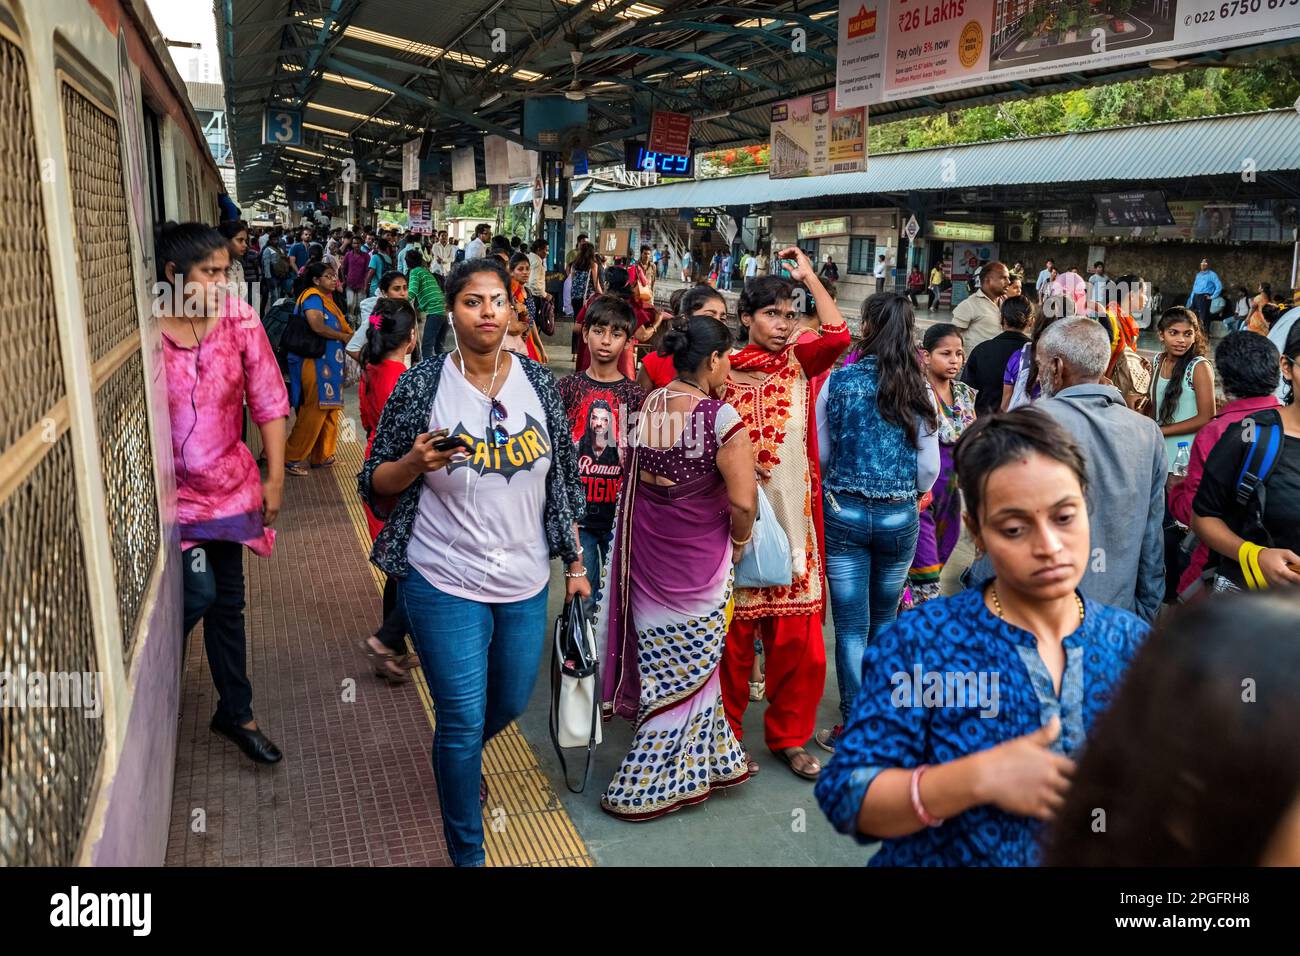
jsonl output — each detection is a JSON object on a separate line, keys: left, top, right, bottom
{"left": 910, "top": 765, "right": 945, "bottom": 827}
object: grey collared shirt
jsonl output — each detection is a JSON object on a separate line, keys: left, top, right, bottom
{"left": 967, "top": 383, "right": 1167, "bottom": 622}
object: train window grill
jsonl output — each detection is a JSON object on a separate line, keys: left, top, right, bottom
{"left": 0, "top": 33, "right": 101, "bottom": 867}
{"left": 61, "top": 79, "right": 160, "bottom": 659}
{"left": 0, "top": 435, "right": 101, "bottom": 866}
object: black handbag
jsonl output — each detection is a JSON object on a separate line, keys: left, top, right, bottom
{"left": 280, "top": 299, "right": 326, "bottom": 359}
{"left": 533, "top": 294, "right": 556, "bottom": 337}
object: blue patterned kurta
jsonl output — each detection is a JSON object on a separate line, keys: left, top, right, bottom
{"left": 815, "top": 584, "right": 1148, "bottom": 866}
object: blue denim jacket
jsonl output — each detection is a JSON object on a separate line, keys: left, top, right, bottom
{"left": 820, "top": 357, "right": 920, "bottom": 499}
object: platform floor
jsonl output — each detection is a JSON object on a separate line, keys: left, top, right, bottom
{"left": 165, "top": 353, "right": 872, "bottom": 867}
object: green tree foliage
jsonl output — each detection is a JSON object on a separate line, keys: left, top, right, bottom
{"left": 871, "top": 62, "right": 1300, "bottom": 151}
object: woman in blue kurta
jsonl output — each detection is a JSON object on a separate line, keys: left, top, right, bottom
{"left": 815, "top": 408, "right": 1149, "bottom": 866}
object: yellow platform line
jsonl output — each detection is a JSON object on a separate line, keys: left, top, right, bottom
{"left": 331, "top": 434, "right": 593, "bottom": 867}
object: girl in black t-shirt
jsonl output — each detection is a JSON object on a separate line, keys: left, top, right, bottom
{"left": 1192, "top": 325, "right": 1300, "bottom": 591}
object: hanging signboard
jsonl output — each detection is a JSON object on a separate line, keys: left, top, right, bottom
{"left": 903, "top": 214, "right": 921, "bottom": 242}
{"left": 484, "top": 134, "right": 538, "bottom": 185}
{"left": 407, "top": 198, "right": 433, "bottom": 234}
{"left": 402, "top": 136, "right": 422, "bottom": 192}
{"left": 648, "top": 111, "right": 692, "bottom": 156}
{"left": 451, "top": 146, "right": 477, "bottom": 192}
{"left": 769, "top": 90, "right": 867, "bottom": 180}
{"left": 836, "top": 0, "right": 1300, "bottom": 109}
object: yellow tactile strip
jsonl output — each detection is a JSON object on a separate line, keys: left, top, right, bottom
{"left": 332, "top": 435, "right": 593, "bottom": 867}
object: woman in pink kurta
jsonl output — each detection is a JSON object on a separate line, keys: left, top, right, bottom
{"left": 159, "top": 222, "right": 289, "bottom": 765}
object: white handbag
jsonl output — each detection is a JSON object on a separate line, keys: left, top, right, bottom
{"left": 548, "top": 598, "right": 602, "bottom": 793}
{"left": 734, "top": 485, "right": 793, "bottom": 588}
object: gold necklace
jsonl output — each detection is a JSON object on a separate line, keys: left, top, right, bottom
{"left": 990, "top": 584, "right": 1085, "bottom": 630}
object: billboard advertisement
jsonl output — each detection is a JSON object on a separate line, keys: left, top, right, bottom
{"left": 769, "top": 90, "right": 868, "bottom": 180}
{"left": 836, "top": 0, "right": 1300, "bottom": 108}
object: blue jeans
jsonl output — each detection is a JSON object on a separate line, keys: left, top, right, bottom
{"left": 822, "top": 492, "right": 920, "bottom": 725}
{"left": 578, "top": 527, "right": 611, "bottom": 622}
{"left": 399, "top": 572, "right": 549, "bottom": 866}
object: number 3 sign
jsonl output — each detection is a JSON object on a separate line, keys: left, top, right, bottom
{"left": 262, "top": 109, "right": 303, "bottom": 146}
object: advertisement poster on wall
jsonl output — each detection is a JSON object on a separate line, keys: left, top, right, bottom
{"left": 949, "top": 240, "right": 999, "bottom": 308}
{"left": 769, "top": 89, "right": 868, "bottom": 180}
{"left": 836, "top": 0, "right": 1300, "bottom": 108}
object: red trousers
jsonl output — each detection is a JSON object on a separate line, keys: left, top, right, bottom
{"left": 721, "top": 614, "right": 826, "bottom": 751}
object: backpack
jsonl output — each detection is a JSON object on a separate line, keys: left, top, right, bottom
{"left": 1109, "top": 347, "right": 1153, "bottom": 413}
{"left": 269, "top": 246, "right": 291, "bottom": 280}
{"left": 1177, "top": 415, "right": 1285, "bottom": 602}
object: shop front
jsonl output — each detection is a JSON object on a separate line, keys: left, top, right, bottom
{"left": 769, "top": 207, "right": 900, "bottom": 299}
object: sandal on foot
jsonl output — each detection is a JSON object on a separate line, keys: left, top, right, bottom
{"left": 360, "top": 639, "right": 409, "bottom": 683}
{"left": 312, "top": 456, "right": 337, "bottom": 468}
{"left": 743, "top": 752, "right": 760, "bottom": 775}
{"left": 772, "top": 746, "right": 821, "bottom": 780}
{"left": 394, "top": 652, "right": 420, "bottom": 670}
{"left": 286, "top": 462, "right": 309, "bottom": 477}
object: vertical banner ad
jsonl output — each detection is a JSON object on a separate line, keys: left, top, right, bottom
{"left": 769, "top": 90, "right": 868, "bottom": 180}
{"left": 484, "top": 134, "right": 538, "bottom": 185}
{"left": 451, "top": 146, "right": 477, "bottom": 193}
{"left": 407, "top": 198, "right": 433, "bottom": 235}
{"left": 402, "top": 136, "right": 422, "bottom": 192}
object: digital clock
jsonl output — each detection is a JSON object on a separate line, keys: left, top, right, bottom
{"left": 623, "top": 140, "right": 694, "bottom": 176}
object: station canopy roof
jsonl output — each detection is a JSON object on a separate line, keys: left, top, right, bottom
{"left": 217, "top": 0, "right": 1300, "bottom": 203}
{"left": 575, "top": 108, "right": 1300, "bottom": 213}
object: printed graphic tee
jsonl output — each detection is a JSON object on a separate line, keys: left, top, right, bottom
{"left": 555, "top": 372, "right": 644, "bottom": 535}
{"left": 406, "top": 357, "right": 552, "bottom": 602}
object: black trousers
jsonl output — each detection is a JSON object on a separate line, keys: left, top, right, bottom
{"left": 182, "top": 541, "right": 253, "bottom": 725}
{"left": 421, "top": 312, "right": 449, "bottom": 357}
{"left": 1191, "top": 293, "right": 1213, "bottom": 329}
{"left": 375, "top": 575, "right": 408, "bottom": 653}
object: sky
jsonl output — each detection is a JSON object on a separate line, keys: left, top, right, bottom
{"left": 145, "top": 0, "right": 220, "bottom": 81}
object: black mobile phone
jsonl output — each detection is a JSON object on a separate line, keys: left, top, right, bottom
{"left": 431, "top": 434, "right": 471, "bottom": 453}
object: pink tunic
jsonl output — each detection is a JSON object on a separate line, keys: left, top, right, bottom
{"left": 163, "top": 297, "right": 290, "bottom": 556}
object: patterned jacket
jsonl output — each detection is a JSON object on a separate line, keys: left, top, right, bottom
{"left": 357, "top": 352, "right": 587, "bottom": 578}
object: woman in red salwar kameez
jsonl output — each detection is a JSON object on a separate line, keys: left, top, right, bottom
{"left": 721, "top": 247, "right": 850, "bottom": 780}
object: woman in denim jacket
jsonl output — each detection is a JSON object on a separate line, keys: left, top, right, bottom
{"left": 814, "top": 293, "right": 940, "bottom": 752}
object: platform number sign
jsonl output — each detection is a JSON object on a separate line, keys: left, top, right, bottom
{"left": 263, "top": 108, "right": 303, "bottom": 147}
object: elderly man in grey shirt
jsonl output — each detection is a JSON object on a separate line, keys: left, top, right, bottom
{"left": 967, "top": 317, "right": 1166, "bottom": 621}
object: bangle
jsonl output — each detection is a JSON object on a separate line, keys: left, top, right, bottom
{"left": 1238, "top": 541, "right": 1267, "bottom": 590}
{"left": 564, "top": 568, "right": 587, "bottom": 579}
{"left": 730, "top": 533, "right": 752, "bottom": 547}
{"left": 910, "top": 765, "right": 944, "bottom": 827}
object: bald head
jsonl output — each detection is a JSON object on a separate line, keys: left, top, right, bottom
{"left": 1038, "top": 317, "right": 1112, "bottom": 396}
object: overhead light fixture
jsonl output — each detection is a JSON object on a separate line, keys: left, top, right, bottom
{"left": 695, "top": 110, "right": 730, "bottom": 122}
{"left": 1150, "top": 58, "right": 1183, "bottom": 70}
{"left": 480, "top": 92, "right": 503, "bottom": 108}
{"left": 590, "top": 20, "right": 636, "bottom": 48}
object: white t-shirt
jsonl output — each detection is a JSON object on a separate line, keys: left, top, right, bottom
{"left": 873, "top": 259, "right": 887, "bottom": 279}
{"left": 744, "top": 256, "right": 758, "bottom": 278}
{"left": 406, "top": 357, "right": 552, "bottom": 602}
{"left": 465, "top": 237, "right": 487, "bottom": 261}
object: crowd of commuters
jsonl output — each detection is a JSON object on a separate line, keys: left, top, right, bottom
{"left": 174, "top": 212, "right": 1300, "bottom": 867}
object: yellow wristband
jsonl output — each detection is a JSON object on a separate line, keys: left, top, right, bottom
{"left": 1238, "top": 541, "right": 1267, "bottom": 590}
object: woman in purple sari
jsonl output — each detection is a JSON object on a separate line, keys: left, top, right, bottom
{"left": 597, "top": 317, "right": 758, "bottom": 819}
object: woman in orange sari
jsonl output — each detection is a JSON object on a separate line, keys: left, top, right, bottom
{"left": 508, "top": 252, "right": 548, "bottom": 362}
{"left": 286, "top": 262, "right": 353, "bottom": 475}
